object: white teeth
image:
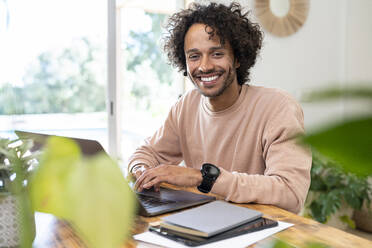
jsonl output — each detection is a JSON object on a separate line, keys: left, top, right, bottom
{"left": 200, "top": 75, "right": 218, "bottom": 82}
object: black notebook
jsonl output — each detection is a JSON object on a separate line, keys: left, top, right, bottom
{"left": 150, "top": 217, "right": 278, "bottom": 247}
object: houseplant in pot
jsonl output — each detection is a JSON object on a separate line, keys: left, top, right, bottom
{"left": 30, "top": 135, "right": 137, "bottom": 248}
{"left": 302, "top": 85, "right": 372, "bottom": 231}
{"left": 0, "top": 138, "right": 38, "bottom": 247}
{"left": 1, "top": 135, "right": 137, "bottom": 248}
{"left": 304, "top": 152, "right": 371, "bottom": 229}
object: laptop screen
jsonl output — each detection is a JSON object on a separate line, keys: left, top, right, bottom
{"left": 14, "top": 130, "right": 106, "bottom": 156}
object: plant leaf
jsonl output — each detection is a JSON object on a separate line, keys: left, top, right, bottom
{"left": 305, "top": 242, "right": 330, "bottom": 248}
{"left": 302, "top": 85, "right": 372, "bottom": 102}
{"left": 272, "top": 239, "right": 295, "bottom": 248}
{"left": 339, "top": 215, "right": 356, "bottom": 229}
{"left": 303, "top": 117, "right": 372, "bottom": 176}
{"left": 29, "top": 137, "right": 80, "bottom": 218}
{"left": 29, "top": 137, "right": 137, "bottom": 248}
{"left": 65, "top": 154, "right": 136, "bottom": 248}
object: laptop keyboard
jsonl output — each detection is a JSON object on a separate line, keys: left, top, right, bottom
{"left": 137, "top": 194, "right": 176, "bottom": 209}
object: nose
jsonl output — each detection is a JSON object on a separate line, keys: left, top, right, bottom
{"left": 198, "top": 56, "right": 213, "bottom": 73}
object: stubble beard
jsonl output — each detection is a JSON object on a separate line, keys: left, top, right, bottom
{"left": 191, "top": 67, "right": 236, "bottom": 98}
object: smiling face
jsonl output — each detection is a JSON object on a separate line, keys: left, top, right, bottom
{"left": 184, "top": 23, "right": 240, "bottom": 99}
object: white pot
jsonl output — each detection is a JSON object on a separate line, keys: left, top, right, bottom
{"left": 0, "top": 194, "right": 35, "bottom": 247}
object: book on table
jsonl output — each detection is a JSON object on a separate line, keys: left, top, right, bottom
{"left": 151, "top": 217, "right": 279, "bottom": 247}
{"left": 159, "top": 200, "right": 263, "bottom": 238}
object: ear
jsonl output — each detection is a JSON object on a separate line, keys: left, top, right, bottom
{"left": 235, "top": 58, "right": 240, "bottom": 69}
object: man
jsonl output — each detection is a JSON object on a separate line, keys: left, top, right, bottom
{"left": 128, "top": 2, "right": 311, "bottom": 213}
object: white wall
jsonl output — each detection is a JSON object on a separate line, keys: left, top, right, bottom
{"left": 249, "top": 0, "right": 372, "bottom": 130}
{"left": 196, "top": 0, "right": 372, "bottom": 130}
{"left": 343, "top": 1, "right": 372, "bottom": 120}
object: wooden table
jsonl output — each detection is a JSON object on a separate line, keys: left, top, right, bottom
{"left": 33, "top": 187, "right": 372, "bottom": 248}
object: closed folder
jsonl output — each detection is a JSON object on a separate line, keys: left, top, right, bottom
{"left": 160, "top": 200, "right": 263, "bottom": 237}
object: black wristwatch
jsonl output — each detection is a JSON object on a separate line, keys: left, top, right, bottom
{"left": 197, "top": 163, "right": 220, "bottom": 193}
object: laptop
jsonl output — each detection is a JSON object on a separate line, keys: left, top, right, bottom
{"left": 14, "top": 130, "right": 216, "bottom": 216}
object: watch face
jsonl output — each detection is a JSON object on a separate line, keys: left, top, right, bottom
{"left": 204, "top": 163, "right": 220, "bottom": 177}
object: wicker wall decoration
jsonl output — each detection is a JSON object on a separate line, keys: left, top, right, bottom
{"left": 255, "top": 0, "right": 310, "bottom": 37}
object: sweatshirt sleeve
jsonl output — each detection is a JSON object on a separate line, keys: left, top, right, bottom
{"left": 211, "top": 96, "right": 312, "bottom": 213}
{"left": 127, "top": 103, "right": 183, "bottom": 172}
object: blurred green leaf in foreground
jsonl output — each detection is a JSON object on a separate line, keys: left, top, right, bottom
{"left": 302, "top": 85, "right": 372, "bottom": 176}
{"left": 302, "top": 84, "right": 372, "bottom": 102}
{"left": 303, "top": 117, "right": 372, "bottom": 176}
{"left": 260, "top": 239, "right": 329, "bottom": 248}
{"left": 29, "top": 136, "right": 136, "bottom": 248}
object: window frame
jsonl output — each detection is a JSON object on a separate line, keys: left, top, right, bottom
{"left": 107, "top": 0, "right": 186, "bottom": 160}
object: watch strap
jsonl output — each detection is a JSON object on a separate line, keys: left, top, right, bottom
{"left": 197, "top": 177, "right": 215, "bottom": 193}
{"left": 197, "top": 163, "right": 220, "bottom": 193}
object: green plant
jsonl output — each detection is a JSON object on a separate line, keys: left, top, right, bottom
{"left": 0, "top": 138, "right": 38, "bottom": 191}
{"left": 302, "top": 84, "right": 372, "bottom": 227}
{"left": 266, "top": 240, "right": 330, "bottom": 248}
{"left": 0, "top": 138, "right": 38, "bottom": 247}
{"left": 302, "top": 85, "right": 372, "bottom": 176}
{"left": 0, "top": 38, "right": 106, "bottom": 115}
{"left": 1, "top": 136, "right": 137, "bottom": 248}
{"left": 305, "top": 152, "right": 371, "bottom": 226}
{"left": 29, "top": 136, "right": 137, "bottom": 248}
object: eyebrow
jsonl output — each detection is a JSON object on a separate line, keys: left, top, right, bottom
{"left": 185, "top": 46, "right": 225, "bottom": 54}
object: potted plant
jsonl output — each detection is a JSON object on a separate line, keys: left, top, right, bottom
{"left": 352, "top": 199, "right": 372, "bottom": 233}
{"left": 302, "top": 84, "right": 372, "bottom": 231}
{"left": 0, "top": 138, "right": 38, "bottom": 247}
{"left": 304, "top": 152, "right": 372, "bottom": 230}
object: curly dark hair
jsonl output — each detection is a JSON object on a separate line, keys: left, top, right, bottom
{"left": 163, "top": 2, "right": 263, "bottom": 85}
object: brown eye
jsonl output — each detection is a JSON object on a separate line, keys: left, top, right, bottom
{"left": 188, "top": 54, "right": 200, "bottom": 60}
{"left": 212, "top": 52, "right": 224, "bottom": 57}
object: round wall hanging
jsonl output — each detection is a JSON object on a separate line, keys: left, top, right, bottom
{"left": 254, "top": 0, "right": 310, "bottom": 37}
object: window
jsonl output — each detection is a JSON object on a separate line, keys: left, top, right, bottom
{"left": 0, "top": 0, "right": 108, "bottom": 147}
{"left": 115, "top": 0, "right": 185, "bottom": 164}
{"left": 0, "top": 0, "right": 185, "bottom": 168}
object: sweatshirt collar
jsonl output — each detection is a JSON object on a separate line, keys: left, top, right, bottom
{"left": 202, "top": 84, "right": 249, "bottom": 116}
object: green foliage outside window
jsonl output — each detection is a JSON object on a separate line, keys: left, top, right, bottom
{"left": 0, "top": 12, "right": 175, "bottom": 116}
{"left": 126, "top": 13, "right": 173, "bottom": 86}
{"left": 0, "top": 38, "right": 106, "bottom": 115}
{"left": 123, "top": 12, "right": 179, "bottom": 113}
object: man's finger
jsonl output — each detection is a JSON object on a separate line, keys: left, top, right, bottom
{"left": 154, "top": 183, "right": 161, "bottom": 192}
{"left": 134, "top": 168, "right": 152, "bottom": 190}
{"left": 134, "top": 170, "right": 143, "bottom": 180}
{"left": 136, "top": 169, "right": 159, "bottom": 191}
{"left": 143, "top": 175, "right": 166, "bottom": 189}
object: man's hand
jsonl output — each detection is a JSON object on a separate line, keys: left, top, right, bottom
{"left": 131, "top": 164, "right": 148, "bottom": 181}
{"left": 134, "top": 164, "right": 202, "bottom": 192}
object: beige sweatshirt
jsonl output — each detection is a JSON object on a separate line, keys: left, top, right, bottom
{"left": 128, "top": 85, "right": 312, "bottom": 213}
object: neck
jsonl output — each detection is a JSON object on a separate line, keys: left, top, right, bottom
{"left": 206, "top": 83, "right": 242, "bottom": 112}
